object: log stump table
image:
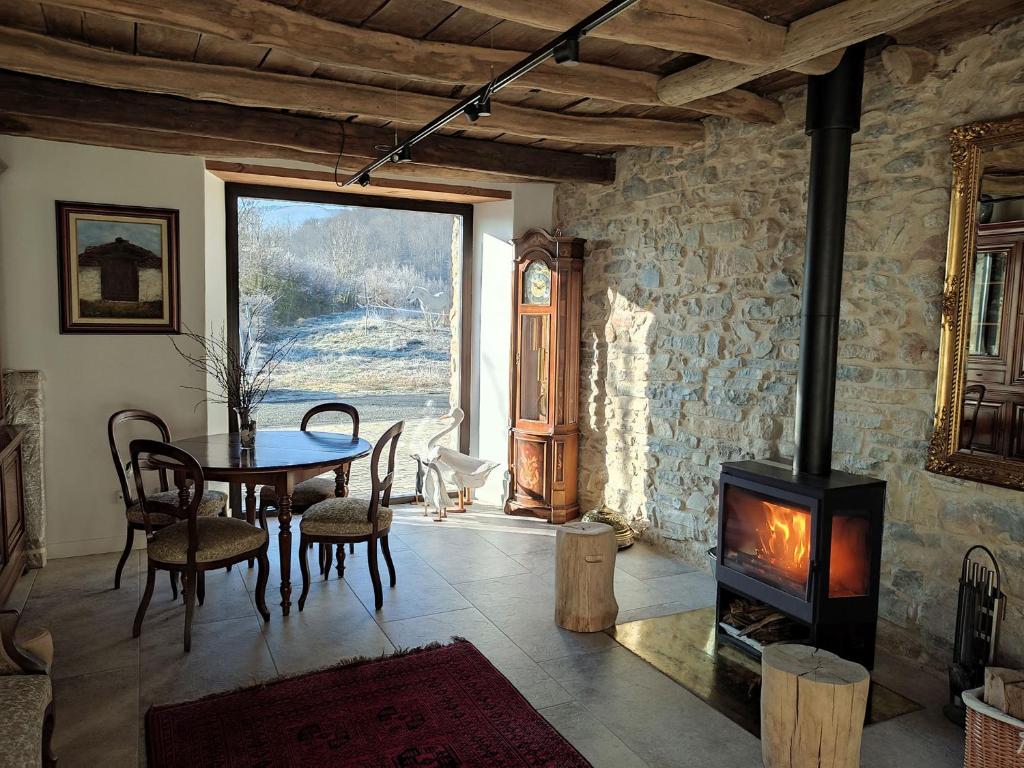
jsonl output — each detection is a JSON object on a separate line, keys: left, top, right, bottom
{"left": 761, "top": 644, "right": 870, "bottom": 768}
{"left": 554, "top": 521, "right": 618, "bottom": 632}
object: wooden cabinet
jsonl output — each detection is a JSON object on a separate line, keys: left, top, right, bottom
{"left": 505, "top": 229, "right": 584, "bottom": 525}
{"left": 0, "top": 426, "right": 26, "bottom": 605}
{"left": 961, "top": 221, "right": 1024, "bottom": 459}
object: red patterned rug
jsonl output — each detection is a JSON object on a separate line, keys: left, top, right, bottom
{"left": 146, "top": 639, "right": 590, "bottom": 768}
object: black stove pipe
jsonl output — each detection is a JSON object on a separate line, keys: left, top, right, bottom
{"left": 793, "top": 44, "right": 865, "bottom": 476}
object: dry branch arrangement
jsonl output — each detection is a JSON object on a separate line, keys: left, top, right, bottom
{"left": 169, "top": 308, "right": 297, "bottom": 441}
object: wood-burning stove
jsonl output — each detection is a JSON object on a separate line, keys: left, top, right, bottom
{"left": 716, "top": 460, "right": 885, "bottom": 669}
{"left": 714, "top": 45, "right": 887, "bottom": 670}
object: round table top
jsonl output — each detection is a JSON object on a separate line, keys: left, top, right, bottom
{"left": 168, "top": 430, "right": 373, "bottom": 474}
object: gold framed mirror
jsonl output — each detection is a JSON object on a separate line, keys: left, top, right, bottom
{"left": 928, "top": 114, "right": 1024, "bottom": 490}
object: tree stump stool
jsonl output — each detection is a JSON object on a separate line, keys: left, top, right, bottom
{"left": 554, "top": 521, "right": 618, "bottom": 632}
{"left": 761, "top": 644, "right": 870, "bottom": 768}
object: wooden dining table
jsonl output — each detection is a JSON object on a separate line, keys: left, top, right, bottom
{"left": 167, "top": 430, "right": 373, "bottom": 615}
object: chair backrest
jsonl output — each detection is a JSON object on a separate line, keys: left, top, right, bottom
{"left": 129, "top": 439, "right": 205, "bottom": 545}
{"left": 300, "top": 402, "right": 360, "bottom": 437}
{"left": 108, "top": 409, "right": 171, "bottom": 508}
{"left": 369, "top": 420, "right": 404, "bottom": 521}
{"left": 963, "top": 384, "right": 987, "bottom": 452}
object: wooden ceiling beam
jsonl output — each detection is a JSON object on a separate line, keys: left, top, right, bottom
{"left": 0, "top": 71, "right": 614, "bottom": 184}
{"left": 204, "top": 162, "right": 514, "bottom": 204}
{"left": 38, "top": 0, "right": 781, "bottom": 123}
{"left": 43, "top": 0, "right": 666, "bottom": 107}
{"left": 0, "top": 112, "right": 578, "bottom": 184}
{"left": 0, "top": 26, "right": 701, "bottom": 147}
{"left": 657, "top": 0, "right": 966, "bottom": 106}
{"left": 444, "top": 0, "right": 786, "bottom": 65}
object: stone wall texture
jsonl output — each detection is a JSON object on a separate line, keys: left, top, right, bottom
{"left": 555, "top": 18, "right": 1024, "bottom": 667}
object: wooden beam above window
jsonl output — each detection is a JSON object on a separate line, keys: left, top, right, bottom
{"left": 205, "top": 162, "right": 514, "bottom": 204}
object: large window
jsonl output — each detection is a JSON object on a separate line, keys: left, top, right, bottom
{"left": 227, "top": 186, "right": 472, "bottom": 500}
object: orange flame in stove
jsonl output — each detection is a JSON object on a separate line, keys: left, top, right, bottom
{"left": 757, "top": 502, "right": 810, "bottom": 577}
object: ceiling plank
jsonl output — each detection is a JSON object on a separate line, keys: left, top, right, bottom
{"left": 447, "top": 0, "right": 786, "bottom": 65}
{"left": 0, "top": 25, "right": 702, "bottom": 147}
{"left": 135, "top": 22, "right": 199, "bottom": 58}
{"left": 81, "top": 11, "right": 134, "bottom": 50}
{"left": 41, "top": 0, "right": 672, "bottom": 108}
{"left": 205, "top": 161, "right": 513, "bottom": 203}
{"left": 0, "top": 71, "right": 615, "bottom": 183}
{"left": 658, "top": 0, "right": 968, "bottom": 106}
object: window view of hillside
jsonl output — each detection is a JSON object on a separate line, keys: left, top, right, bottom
{"left": 237, "top": 197, "right": 462, "bottom": 497}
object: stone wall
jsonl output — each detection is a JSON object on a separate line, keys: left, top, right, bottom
{"left": 555, "top": 18, "right": 1024, "bottom": 666}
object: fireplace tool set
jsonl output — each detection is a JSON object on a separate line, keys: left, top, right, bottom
{"left": 944, "top": 545, "right": 1006, "bottom": 725}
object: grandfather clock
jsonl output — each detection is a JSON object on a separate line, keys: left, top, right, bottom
{"left": 505, "top": 228, "right": 584, "bottom": 524}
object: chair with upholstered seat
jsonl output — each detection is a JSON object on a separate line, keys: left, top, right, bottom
{"left": 258, "top": 403, "right": 360, "bottom": 573}
{"left": 109, "top": 410, "right": 227, "bottom": 594}
{"left": 298, "top": 420, "right": 403, "bottom": 612}
{"left": 0, "top": 610, "right": 55, "bottom": 767}
{"left": 130, "top": 440, "right": 271, "bottom": 652}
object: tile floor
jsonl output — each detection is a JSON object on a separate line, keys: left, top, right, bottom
{"left": 5, "top": 504, "right": 965, "bottom": 767}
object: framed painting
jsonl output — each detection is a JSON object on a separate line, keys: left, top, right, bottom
{"left": 56, "top": 201, "right": 180, "bottom": 334}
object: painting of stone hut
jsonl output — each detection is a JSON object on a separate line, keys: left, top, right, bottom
{"left": 56, "top": 201, "right": 180, "bottom": 333}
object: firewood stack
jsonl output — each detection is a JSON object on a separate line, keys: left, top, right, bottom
{"left": 984, "top": 668, "right": 1024, "bottom": 720}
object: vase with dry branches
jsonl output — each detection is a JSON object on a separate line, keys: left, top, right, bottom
{"left": 170, "top": 314, "right": 297, "bottom": 448}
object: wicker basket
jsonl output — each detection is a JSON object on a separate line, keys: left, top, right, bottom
{"left": 963, "top": 687, "right": 1024, "bottom": 767}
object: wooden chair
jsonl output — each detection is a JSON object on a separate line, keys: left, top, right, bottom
{"left": 108, "top": 409, "right": 227, "bottom": 593}
{"left": 298, "top": 420, "right": 403, "bottom": 612}
{"left": 258, "top": 403, "right": 359, "bottom": 573}
{"left": 962, "top": 384, "right": 986, "bottom": 453}
{"left": 130, "top": 440, "right": 271, "bottom": 652}
{"left": 0, "top": 609, "right": 55, "bottom": 767}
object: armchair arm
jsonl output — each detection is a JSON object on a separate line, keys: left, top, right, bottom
{"left": 0, "top": 610, "right": 48, "bottom": 675}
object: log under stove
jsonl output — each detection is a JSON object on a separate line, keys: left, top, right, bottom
{"left": 714, "top": 44, "right": 886, "bottom": 670}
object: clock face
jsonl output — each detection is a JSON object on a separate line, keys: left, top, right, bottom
{"left": 523, "top": 261, "right": 551, "bottom": 306}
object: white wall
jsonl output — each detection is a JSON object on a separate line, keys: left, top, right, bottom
{"left": 470, "top": 184, "right": 554, "bottom": 502}
{"left": 0, "top": 137, "right": 215, "bottom": 558}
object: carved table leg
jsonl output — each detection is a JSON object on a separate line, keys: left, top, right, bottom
{"left": 245, "top": 483, "right": 257, "bottom": 568}
{"left": 277, "top": 490, "right": 294, "bottom": 615}
{"left": 334, "top": 465, "right": 355, "bottom": 554}
{"left": 334, "top": 464, "right": 349, "bottom": 498}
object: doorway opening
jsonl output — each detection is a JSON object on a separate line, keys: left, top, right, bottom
{"left": 226, "top": 185, "right": 473, "bottom": 501}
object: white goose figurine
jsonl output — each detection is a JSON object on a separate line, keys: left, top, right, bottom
{"left": 422, "top": 462, "right": 449, "bottom": 522}
{"left": 416, "top": 408, "right": 501, "bottom": 511}
{"left": 433, "top": 408, "right": 501, "bottom": 510}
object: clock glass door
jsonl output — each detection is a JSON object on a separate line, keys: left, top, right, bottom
{"left": 520, "top": 314, "right": 550, "bottom": 423}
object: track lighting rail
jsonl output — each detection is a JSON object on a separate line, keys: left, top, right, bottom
{"left": 345, "top": 0, "right": 639, "bottom": 186}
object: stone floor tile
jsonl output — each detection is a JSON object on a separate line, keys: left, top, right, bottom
{"left": 342, "top": 547, "right": 471, "bottom": 621}
{"left": 541, "top": 647, "right": 763, "bottom": 768}
{"left": 457, "top": 575, "right": 616, "bottom": 663}
{"left": 261, "top": 579, "right": 394, "bottom": 675}
{"left": 138, "top": 615, "right": 277, "bottom": 709}
{"left": 22, "top": 589, "right": 139, "bottom": 682}
{"left": 3, "top": 568, "right": 37, "bottom": 612}
{"left": 615, "top": 600, "right": 707, "bottom": 625}
{"left": 639, "top": 569, "right": 718, "bottom": 610}
{"left": 139, "top": 567, "right": 257, "bottom": 630}
{"left": 32, "top": 551, "right": 140, "bottom": 598}
{"left": 53, "top": 665, "right": 139, "bottom": 768}
{"left": 615, "top": 542, "right": 699, "bottom": 580}
{"left": 541, "top": 701, "right": 650, "bottom": 768}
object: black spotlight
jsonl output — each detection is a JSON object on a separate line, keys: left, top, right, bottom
{"left": 553, "top": 37, "right": 580, "bottom": 66}
{"left": 465, "top": 102, "right": 480, "bottom": 122}
{"left": 358, "top": 172, "right": 371, "bottom": 187}
{"left": 476, "top": 93, "right": 492, "bottom": 117}
{"left": 390, "top": 146, "right": 413, "bottom": 164}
